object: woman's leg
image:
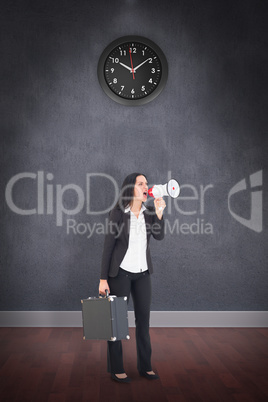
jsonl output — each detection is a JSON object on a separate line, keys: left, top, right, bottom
{"left": 131, "top": 271, "right": 152, "bottom": 373}
{"left": 107, "top": 269, "right": 131, "bottom": 374}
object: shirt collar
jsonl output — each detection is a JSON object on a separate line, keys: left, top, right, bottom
{"left": 125, "top": 204, "right": 147, "bottom": 213}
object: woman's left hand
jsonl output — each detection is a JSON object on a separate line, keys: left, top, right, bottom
{"left": 154, "top": 197, "right": 166, "bottom": 220}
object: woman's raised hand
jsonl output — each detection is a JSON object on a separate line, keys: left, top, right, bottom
{"left": 154, "top": 197, "right": 166, "bottom": 220}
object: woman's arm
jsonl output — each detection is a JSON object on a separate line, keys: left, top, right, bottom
{"left": 151, "top": 198, "right": 166, "bottom": 240}
{"left": 100, "top": 208, "right": 122, "bottom": 280}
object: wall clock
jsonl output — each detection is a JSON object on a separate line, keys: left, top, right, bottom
{"left": 97, "top": 35, "right": 168, "bottom": 106}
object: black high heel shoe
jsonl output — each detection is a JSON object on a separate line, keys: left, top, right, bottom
{"left": 111, "top": 373, "right": 131, "bottom": 383}
{"left": 139, "top": 371, "right": 159, "bottom": 380}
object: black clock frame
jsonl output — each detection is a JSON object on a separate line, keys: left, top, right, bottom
{"left": 97, "top": 35, "right": 168, "bottom": 106}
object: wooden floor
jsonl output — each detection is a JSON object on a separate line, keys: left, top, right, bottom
{"left": 0, "top": 327, "right": 268, "bottom": 402}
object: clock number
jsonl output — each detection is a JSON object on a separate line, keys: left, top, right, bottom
{"left": 120, "top": 50, "right": 127, "bottom": 56}
{"left": 129, "top": 47, "right": 137, "bottom": 53}
{"left": 141, "top": 86, "right": 145, "bottom": 91}
{"left": 111, "top": 68, "right": 114, "bottom": 73}
{"left": 131, "top": 88, "right": 135, "bottom": 94}
{"left": 148, "top": 78, "right": 153, "bottom": 83}
{"left": 121, "top": 86, "right": 125, "bottom": 91}
{"left": 110, "top": 57, "right": 119, "bottom": 63}
{"left": 151, "top": 68, "right": 155, "bottom": 73}
{"left": 149, "top": 58, "right": 153, "bottom": 63}
{"left": 113, "top": 78, "right": 117, "bottom": 84}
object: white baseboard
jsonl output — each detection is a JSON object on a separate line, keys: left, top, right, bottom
{"left": 0, "top": 311, "right": 267, "bottom": 327}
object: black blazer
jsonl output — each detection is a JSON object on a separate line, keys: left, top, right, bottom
{"left": 100, "top": 206, "right": 165, "bottom": 280}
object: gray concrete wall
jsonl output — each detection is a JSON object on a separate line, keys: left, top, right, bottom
{"left": 1, "top": 0, "right": 267, "bottom": 311}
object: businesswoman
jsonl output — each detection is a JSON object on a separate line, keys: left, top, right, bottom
{"left": 99, "top": 172, "right": 166, "bottom": 383}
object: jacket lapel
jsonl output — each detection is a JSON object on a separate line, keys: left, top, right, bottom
{"left": 143, "top": 209, "right": 151, "bottom": 244}
{"left": 123, "top": 211, "right": 131, "bottom": 243}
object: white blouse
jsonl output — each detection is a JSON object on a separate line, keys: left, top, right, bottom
{"left": 120, "top": 204, "right": 148, "bottom": 273}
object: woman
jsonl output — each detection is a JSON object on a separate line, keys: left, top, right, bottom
{"left": 99, "top": 173, "right": 166, "bottom": 383}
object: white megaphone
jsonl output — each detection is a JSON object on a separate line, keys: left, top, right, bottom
{"left": 148, "top": 179, "right": 180, "bottom": 210}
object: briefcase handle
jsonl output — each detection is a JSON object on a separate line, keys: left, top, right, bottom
{"left": 98, "top": 289, "right": 109, "bottom": 298}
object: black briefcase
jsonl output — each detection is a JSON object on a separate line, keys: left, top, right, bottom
{"left": 81, "top": 291, "right": 130, "bottom": 341}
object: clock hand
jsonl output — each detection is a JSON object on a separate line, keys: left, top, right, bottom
{"left": 133, "top": 58, "right": 151, "bottom": 72}
{"left": 119, "top": 61, "right": 133, "bottom": 72}
{"left": 129, "top": 48, "right": 135, "bottom": 80}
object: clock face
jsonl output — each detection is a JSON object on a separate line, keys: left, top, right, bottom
{"left": 97, "top": 36, "right": 168, "bottom": 106}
